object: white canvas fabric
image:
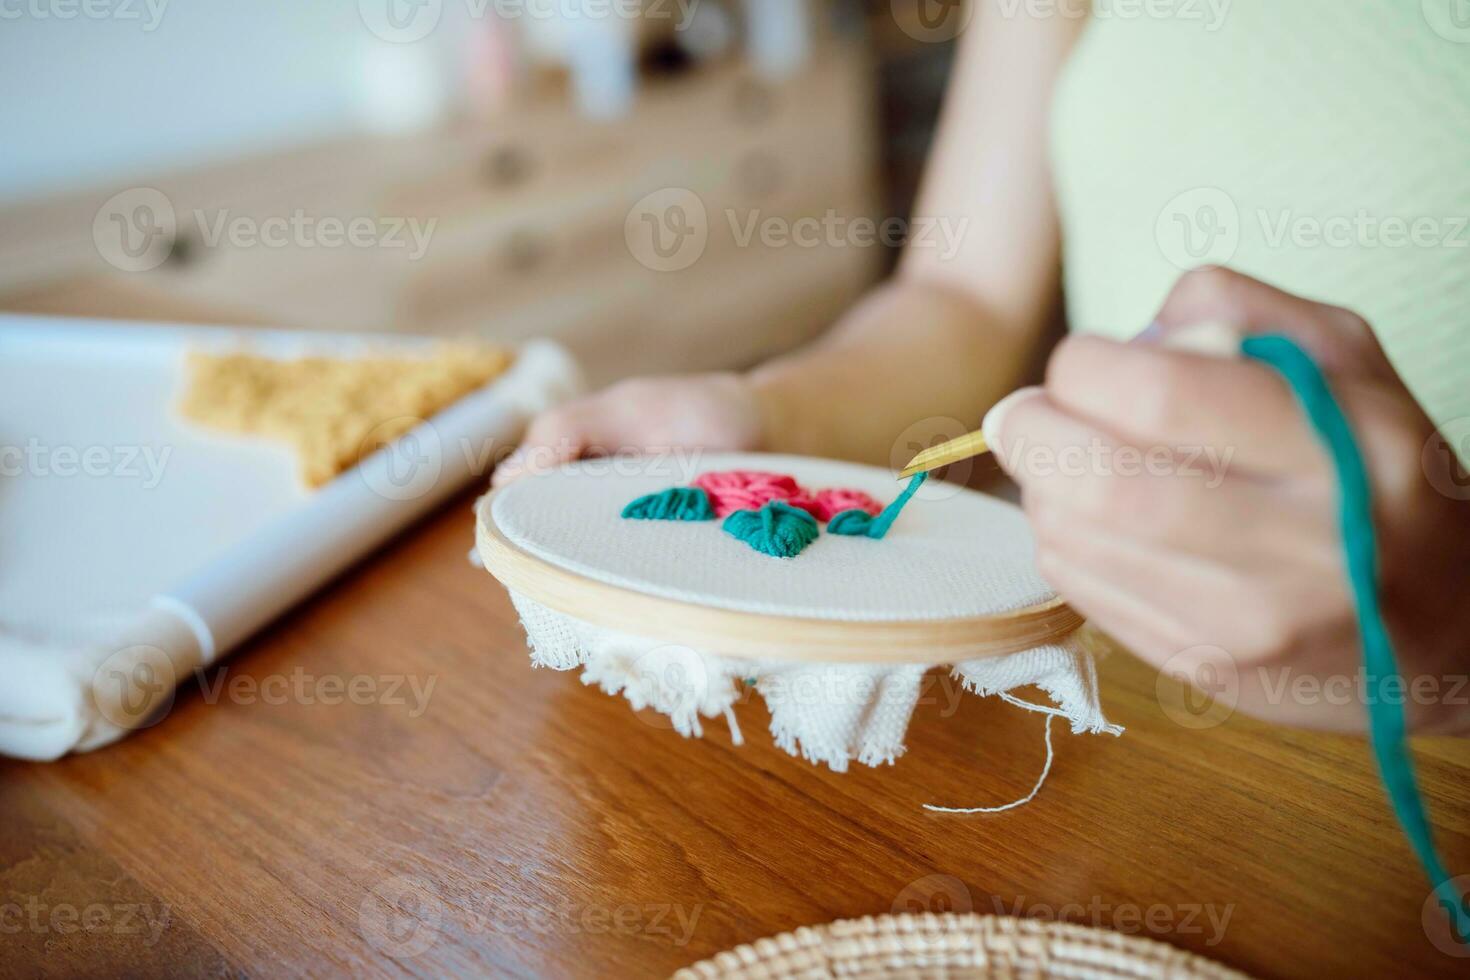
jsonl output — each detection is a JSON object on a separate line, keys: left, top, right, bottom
{"left": 493, "top": 455, "right": 1122, "bottom": 776}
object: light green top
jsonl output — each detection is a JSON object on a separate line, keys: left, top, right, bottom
{"left": 1051, "top": 0, "right": 1470, "bottom": 433}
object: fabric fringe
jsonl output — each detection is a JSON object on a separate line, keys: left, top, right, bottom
{"left": 507, "top": 590, "right": 1120, "bottom": 775}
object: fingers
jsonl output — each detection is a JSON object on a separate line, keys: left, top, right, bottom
{"left": 1030, "top": 548, "right": 1214, "bottom": 666}
{"left": 491, "top": 404, "right": 591, "bottom": 488}
{"left": 1044, "top": 334, "right": 1326, "bottom": 476}
{"left": 490, "top": 373, "right": 765, "bottom": 488}
{"left": 1153, "top": 266, "right": 1396, "bottom": 382}
{"left": 1037, "top": 263, "right": 1426, "bottom": 478}
{"left": 993, "top": 389, "right": 1335, "bottom": 559}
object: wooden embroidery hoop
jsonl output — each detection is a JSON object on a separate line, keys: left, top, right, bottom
{"left": 475, "top": 494, "right": 1082, "bottom": 666}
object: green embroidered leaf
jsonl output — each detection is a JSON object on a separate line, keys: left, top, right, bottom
{"left": 722, "top": 500, "right": 819, "bottom": 558}
{"left": 827, "top": 472, "right": 928, "bottom": 539}
{"left": 826, "top": 508, "right": 876, "bottom": 536}
{"left": 621, "top": 486, "right": 716, "bottom": 521}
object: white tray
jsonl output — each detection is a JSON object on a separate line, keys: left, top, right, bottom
{"left": 0, "top": 314, "right": 580, "bottom": 760}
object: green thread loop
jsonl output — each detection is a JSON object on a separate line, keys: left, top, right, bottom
{"left": 1244, "top": 333, "right": 1468, "bottom": 941}
{"left": 828, "top": 471, "right": 929, "bottom": 539}
{"left": 723, "top": 500, "right": 819, "bottom": 558}
{"left": 621, "top": 486, "right": 715, "bottom": 521}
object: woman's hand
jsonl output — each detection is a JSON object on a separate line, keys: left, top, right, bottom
{"left": 985, "top": 267, "right": 1470, "bottom": 733}
{"left": 492, "top": 372, "right": 764, "bottom": 487}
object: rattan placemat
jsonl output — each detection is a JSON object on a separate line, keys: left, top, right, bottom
{"left": 674, "top": 912, "right": 1249, "bottom": 979}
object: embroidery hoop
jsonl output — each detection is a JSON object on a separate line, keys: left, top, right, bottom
{"left": 475, "top": 454, "right": 1082, "bottom": 665}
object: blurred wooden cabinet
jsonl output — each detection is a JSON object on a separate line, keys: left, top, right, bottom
{"left": 0, "top": 43, "right": 881, "bottom": 386}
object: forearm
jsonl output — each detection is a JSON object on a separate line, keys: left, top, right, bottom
{"left": 743, "top": 3, "right": 1079, "bottom": 466}
{"left": 747, "top": 274, "right": 1041, "bottom": 465}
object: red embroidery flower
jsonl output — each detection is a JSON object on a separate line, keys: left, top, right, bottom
{"left": 692, "top": 471, "right": 885, "bottom": 523}
{"left": 693, "top": 470, "right": 803, "bottom": 517}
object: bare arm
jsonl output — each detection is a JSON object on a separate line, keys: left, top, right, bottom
{"left": 495, "top": 4, "right": 1086, "bottom": 484}
{"left": 750, "top": 3, "right": 1086, "bottom": 464}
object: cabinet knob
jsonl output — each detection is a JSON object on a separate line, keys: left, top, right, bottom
{"left": 736, "top": 150, "right": 783, "bottom": 199}
{"left": 483, "top": 146, "right": 534, "bottom": 188}
{"left": 732, "top": 79, "right": 776, "bottom": 125}
{"left": 502, "top": 230, "right": 548, "bottom": 272}
{"left": 163, "top": 228, "right": 198, "bottom": 268}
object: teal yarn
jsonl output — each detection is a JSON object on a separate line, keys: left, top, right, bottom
{"left": 723, "top": 500, "right": 820, "bottom": 558}
{"left": 828, "top": 471, "right": 929, "bottom": 539}
{"left": 826, "top": 508, "right": 874, "bottom": 536}
{"left": 1244, "top": 333, "right": 1468, "bottom": 940}
{"left": 621, "top": 486, "right": 715, "bottom": 521}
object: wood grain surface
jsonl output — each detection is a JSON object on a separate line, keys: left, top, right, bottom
{"left": 2, "top": 489, "right": 1467, "bottom": 979}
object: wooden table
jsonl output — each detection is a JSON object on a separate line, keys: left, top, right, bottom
{"left": 3, "top": 486, "right": 1467, "bottom": 979}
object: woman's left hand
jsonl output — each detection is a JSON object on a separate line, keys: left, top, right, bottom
{"left": 984, "top": 266, "right": 1470, "bottom": 733}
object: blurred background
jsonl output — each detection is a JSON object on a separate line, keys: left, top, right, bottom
{"left": 0, "top": 0, "right": 964, "bottom": 385}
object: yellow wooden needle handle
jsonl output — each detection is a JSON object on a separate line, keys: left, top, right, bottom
{"left": 895, "top": 322, "right": 1246, "bottom": 479}
{"left": 898, "top": 429, "right": 990, "bottom": 480}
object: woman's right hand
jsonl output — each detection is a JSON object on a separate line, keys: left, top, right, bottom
{"left": 491, "top": 372, "right": 765, "bottom": 487}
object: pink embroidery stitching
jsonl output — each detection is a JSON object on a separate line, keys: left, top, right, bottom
{"left": 692, "top": 471, "right": 884, "bottom": 523}
{"left": 692, "top": 470, "right": 802, "bottom": 517}
{"left": 800, "top": 487, "right": 883, "bottom": 522}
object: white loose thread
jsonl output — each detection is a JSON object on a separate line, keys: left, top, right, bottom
{"left": 723, "top": 706, "right": 744, "bottom": 746}
{"left": 923, "top": 694, "right": 1058, "bottom": 814}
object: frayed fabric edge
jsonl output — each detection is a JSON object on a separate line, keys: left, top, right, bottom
{"left": 507, "top": 590, "right": 1120, "bottom": 777}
